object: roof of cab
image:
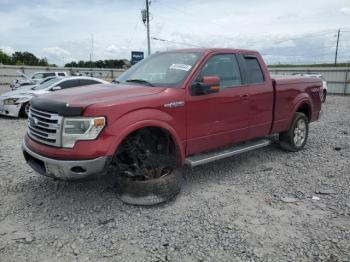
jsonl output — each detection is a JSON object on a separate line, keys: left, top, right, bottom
{"left": 161, "top": 48, "right": 260, "bottom": 55}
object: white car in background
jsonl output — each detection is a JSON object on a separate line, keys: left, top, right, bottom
{"left": 0, "top": 76, "right": 109, "bottom": 118}
{"left": 292, "top": 73, "right": 328, "bottom": 102}
{"left": 10, "top": 71, "right": 68, "bottom": 90}
{"left": 14, "top": 76, "right": 58, "bottom": 91}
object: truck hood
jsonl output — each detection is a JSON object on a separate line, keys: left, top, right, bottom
{"left": 35, "top": 84, "right": 166, "bottom": 109}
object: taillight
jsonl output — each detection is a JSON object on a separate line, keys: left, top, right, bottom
{"left": 319, "top": 84, "right": 323, "bottom": 100}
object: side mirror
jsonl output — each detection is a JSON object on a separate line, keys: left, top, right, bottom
{"left": 51, "top": 86, "right": 62, "bottom": 91}
{"left": 191, "top": 76, "right": 220, "bottom": 96}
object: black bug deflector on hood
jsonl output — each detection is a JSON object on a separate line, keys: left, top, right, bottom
{"left": 29, "top": 84, "right": 167, "bottom": 116}
{"left": 30, "top": 97, "right": 84, "bottom": 116}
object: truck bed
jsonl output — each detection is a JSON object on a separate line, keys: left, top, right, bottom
{"left": 271, "top": 75, "right": 322, "bottom": 134}
{"left": 271, "top": 75, "right": 323, "bottom": 85}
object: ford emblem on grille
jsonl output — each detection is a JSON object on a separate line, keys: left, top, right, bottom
{"left": 30, "top": 117, "right": 39, "bottom": 126}
{"left": 33, "top": 117, "right": 39, "bottom": 126}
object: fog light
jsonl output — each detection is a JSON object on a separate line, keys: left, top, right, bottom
{"left": 71, "top": 166, "right": 86, "bottom": 173}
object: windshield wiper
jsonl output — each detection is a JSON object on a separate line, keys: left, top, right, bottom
{"left": 125, "top": 79, "right": 154, "bottom": 87}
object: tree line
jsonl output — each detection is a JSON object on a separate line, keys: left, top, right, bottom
{"left": 64, "top": 59, "right": 129, "bottom": 69}
{"left": 0, "top": 50, "right": 53, "bottom": 66}
{"left": 0, "top": 49, "right": 130, "bottom": 69}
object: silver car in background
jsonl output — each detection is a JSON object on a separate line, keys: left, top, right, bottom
{"left": 0, "top": 76, "right": 109, "bottom": 118}
{"left": 14, "top": 76, "right": 58, "bottom": 91}
{"left": 10, "top": 71, "right": 68, "bottom": 90}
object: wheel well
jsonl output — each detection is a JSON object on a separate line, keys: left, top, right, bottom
{"left": 119, "top": 126, "right": 179, "bottom": 161}
{"left": 296, "top": 103, "right": 311, "bottom": 121}
{"left": 19, "top": 102, "right": 29, "bottom": 117}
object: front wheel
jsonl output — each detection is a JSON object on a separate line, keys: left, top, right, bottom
{"left": 110, "top": 129, "right": 182, "bottom": 205}
{"left": 20, "top": 102, "right": 30, "bottom": 118}
{"left": 279, "top": 112, "right": 309, "bottom": 152}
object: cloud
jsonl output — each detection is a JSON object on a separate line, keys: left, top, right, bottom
{"left": 106, "top": 45, "right": 119, "bottom": 53}
{"left": 42, "top": 46, "right": 71, "bottom": 65}
{"left": 0, "top": 46, "right": 15, "bottom": 55}
{"left": 43, "top": 46, "right": 70, "bottom": 56}
{"left": 340, "top": 7, "right": 350, "bottom": 15}
{"left": 1, "top": 0, "right": 350, "bottom": 65}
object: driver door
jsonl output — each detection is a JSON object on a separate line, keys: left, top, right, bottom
{"left": 186, "top": 53, "right": 251, "bottom": 155}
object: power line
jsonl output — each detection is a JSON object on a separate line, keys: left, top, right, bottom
{"left": 154, "top": 1, "right": 225, "bottom": 29}
{"left": 151, "top": 37, "right": 203, "bottom": 48}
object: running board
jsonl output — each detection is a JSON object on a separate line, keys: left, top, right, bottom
{"left": 185, "top": 139, "right": 271, "bottom": 167}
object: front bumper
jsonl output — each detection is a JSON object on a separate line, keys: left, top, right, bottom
{"left": 0, "top": 102, "right": 22, "bottom": 117}
{"left": 22, "top": 141, "right": 111, "bottom": 181}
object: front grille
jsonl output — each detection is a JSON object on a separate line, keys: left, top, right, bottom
{"left": 27, "top": 107, "right": 63, "bottom": 147}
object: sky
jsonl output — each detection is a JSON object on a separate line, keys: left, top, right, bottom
{"left": 0, "top": 0, "right": 350, "bottom": 66}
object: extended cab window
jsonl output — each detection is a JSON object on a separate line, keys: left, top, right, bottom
{"left": 32, "top": 73, "right": 44, "bottom": 79}
{"left": 243, "top": 56, "right": 264, "bottom": 84}
{"left": 198, "top": 54, "right": 242, "bottom": 89}
{"left": 58, "top": 73, "right": 66, "bottom": 76}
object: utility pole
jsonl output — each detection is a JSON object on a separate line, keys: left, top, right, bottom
{"left": 89, "top": 34, "right": 94, "bottom": 69}
{"left": 335, "top": 29, "right": 340, "bottom": 66}
{"left": 146, "top": 0, "right": 151, "bottom": 56}
{"left": 141, "top": 1, "right": 151, "bottom": 55}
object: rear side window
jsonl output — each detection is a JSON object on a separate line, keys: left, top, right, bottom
{"left": 58, "top": 79, "right": 80, "bottom": 89}
{"left": 79, "top": 79, "right": 100, "bottom": 86}
{"left": 58, "top": 73, "right": 66, "bottom": 76}
{"left": 32, "top": 73, "right": 44, "bottom": 79}
{"left": 243, "top": 56, "right": 264, "bottom": 84}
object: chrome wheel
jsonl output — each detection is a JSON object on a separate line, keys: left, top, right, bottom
{"left": 293, "top": 119, "right": 306, "bottom": 147}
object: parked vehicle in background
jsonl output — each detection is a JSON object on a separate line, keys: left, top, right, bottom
{"left": 22, "top": 48, "right": 323, "bottom": 205}
{"left": 10, "top": 71, "right": 68, "bottom": 90}
{"left": 13, "top": 76, "right": 58, "bottom": 91}
{"left": 0, "top": 76, "right": 109, "bottom": 118}
{"left": 292, "top": 73, "right": 327, "bottom": 102}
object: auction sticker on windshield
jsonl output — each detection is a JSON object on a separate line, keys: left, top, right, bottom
{"left": 169, "top": 64, "right": 192, "bottom": 71}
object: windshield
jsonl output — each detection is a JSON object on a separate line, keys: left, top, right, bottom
{"left": 33, "top": 78, "right": 62, "bottom": 90}
{"left": 118, "top": 52, "right": 202, "bottom": 88}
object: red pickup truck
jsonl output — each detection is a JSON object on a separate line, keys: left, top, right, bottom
{"left": 22, "top": 48, "right": 322, "bottom": 205}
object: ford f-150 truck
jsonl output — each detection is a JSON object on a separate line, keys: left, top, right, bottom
{"left": 22, "top": 48, "right": 322, "bottom": 205}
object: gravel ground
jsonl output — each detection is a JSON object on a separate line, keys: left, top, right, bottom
{"left": 0, "top": 95, "right": 349, "bottom": 262}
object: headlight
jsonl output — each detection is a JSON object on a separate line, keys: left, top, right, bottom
{"left": 62, "top": 117, "right": 106, "bottom": 148}
{"left": 3, "top": 98, "right": 19, "bottom": 105}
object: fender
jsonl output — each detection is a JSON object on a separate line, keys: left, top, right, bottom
{"left": 288, "top": 94, "right": 312, "bottom": 127}
{"left": 104, "top": 109, "right": 186, "bottom": 165}
{"left": 17, "top": 97, "right": 32, "bottom": 104}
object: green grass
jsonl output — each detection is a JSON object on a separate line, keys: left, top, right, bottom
{"left": 268, "top": 63, "right": 349, "bottom": 68}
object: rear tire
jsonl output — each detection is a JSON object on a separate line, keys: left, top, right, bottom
{"left": 279, "top": 112, "right": 309, "bottom": 152}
